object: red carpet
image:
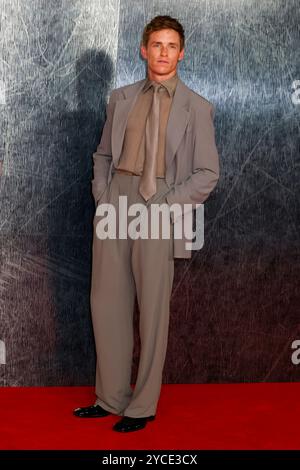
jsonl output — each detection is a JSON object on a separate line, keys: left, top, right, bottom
{"left": 0, "top": 383, "right": 299, "bottom": 450}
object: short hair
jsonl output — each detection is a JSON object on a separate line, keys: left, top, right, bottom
{"left": 141, "top": 15, "right": 185, "bottom": 51}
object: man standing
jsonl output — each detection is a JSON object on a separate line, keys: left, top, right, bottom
{"left": 74, "top": 15, "right": 219, "bottom": 432}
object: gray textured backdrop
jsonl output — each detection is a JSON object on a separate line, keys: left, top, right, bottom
{"left": 0, "top": 0, "right": 299, "bottom": 386}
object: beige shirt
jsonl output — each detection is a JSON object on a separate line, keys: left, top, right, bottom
{"left": 116, "top": 73, "right": 178, "bottom": 177}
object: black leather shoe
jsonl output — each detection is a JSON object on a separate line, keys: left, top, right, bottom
{"left": 113, "top": 415, "right": 155, "bottom": 433}
{"left": 73, "top": 404, "right": 111, "bottom": 418}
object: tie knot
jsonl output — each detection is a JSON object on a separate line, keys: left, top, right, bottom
{"left": 151, "top": 81, "right": 162, "bottom": 93}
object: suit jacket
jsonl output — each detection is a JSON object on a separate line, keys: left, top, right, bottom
{"left": 92, "top": 76, "right": 220, "bottom": 258}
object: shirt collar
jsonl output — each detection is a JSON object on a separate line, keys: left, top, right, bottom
{"left": 142, "top": 73, "right": 178, "bottom": 97}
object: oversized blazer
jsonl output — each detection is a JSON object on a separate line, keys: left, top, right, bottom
{"left": 91, "top": 75, "right": 220, "bottom": 258}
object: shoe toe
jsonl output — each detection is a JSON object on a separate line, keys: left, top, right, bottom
{"left": 73, "top": 405, "right": 110, "bottom": 418}
{"left": 113, "top": 415, "right": 155, "bottom": 432}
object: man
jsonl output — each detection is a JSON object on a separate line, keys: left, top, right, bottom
{"left": 74, "top": 15, "right": 219, "bottom": 433}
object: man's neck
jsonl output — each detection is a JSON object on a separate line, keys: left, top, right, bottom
{"left": 147, "top": 70, "right": 178, "bottom": 82}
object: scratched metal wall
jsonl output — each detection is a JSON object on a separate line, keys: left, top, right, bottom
{"left": 0, "top": 0, "right": 119, "bottom": 385}
{"left": 1, "top": 0, "right": 299, "bottom": 386}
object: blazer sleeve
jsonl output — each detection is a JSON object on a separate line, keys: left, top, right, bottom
{"left": 91, "top": 89, "right": 118, "bottom": 204}
{"left": 166, "top": 103, "right": 220, "bottom": 213}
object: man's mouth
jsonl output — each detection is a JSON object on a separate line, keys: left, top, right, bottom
{"left": 158, "top": 60, "right": 169, "bottom": 63}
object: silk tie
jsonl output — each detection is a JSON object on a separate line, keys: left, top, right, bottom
{"left": 139, "top": 81, "right": 162, "bottom": 201}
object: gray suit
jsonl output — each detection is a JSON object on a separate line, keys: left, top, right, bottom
{"left": 90, "top": 76, "right": 220, "bottom": 418}
{"left": 92, "top": 76, "right": 220, "bottom": 258}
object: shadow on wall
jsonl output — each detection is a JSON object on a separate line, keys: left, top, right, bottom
{"left": 42, "top": 50, "right": 114, "bottom": 384}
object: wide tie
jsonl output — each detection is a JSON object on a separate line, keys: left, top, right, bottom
{"left": 139, "top": 81, "right": 162, "bottom": 201}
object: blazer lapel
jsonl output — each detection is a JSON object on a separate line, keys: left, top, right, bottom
{"left": 165, "top": 78, "right": 190, "bottom": 169}
{"left": 111, "top": 76, "right": 191, "bottom": 168}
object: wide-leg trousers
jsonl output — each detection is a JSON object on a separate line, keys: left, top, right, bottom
{"left": 90, "top": 172, "right": 174, "bottom": 418}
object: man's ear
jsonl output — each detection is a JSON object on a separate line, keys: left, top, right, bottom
{"left": 140, "top": 45, "right": 147, "bottom": 60}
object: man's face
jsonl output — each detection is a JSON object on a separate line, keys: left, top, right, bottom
{"left": 140, "top": 28, "right": 184, "bottom": 78}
